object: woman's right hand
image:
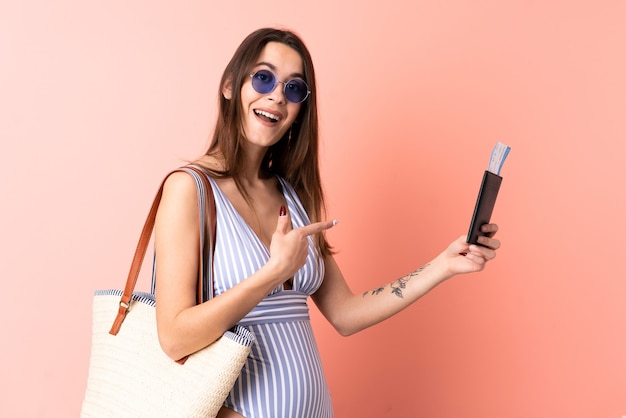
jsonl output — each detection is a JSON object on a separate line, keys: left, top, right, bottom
{"left": 266, "top": 206, "right": 336, "bottom": 281}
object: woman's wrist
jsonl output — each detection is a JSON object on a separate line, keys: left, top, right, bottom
{"left": 429, "top": 252, "right": 456, "bottom": 283}
{"left": 260, "top": 258, "right": 290, "bottom": 288}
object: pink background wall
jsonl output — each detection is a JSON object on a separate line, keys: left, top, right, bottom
{"left": 2, "top": 1, "right": 625, "bottom": 417}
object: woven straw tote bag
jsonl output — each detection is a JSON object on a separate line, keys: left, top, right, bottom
{"left": 81, "top": 166, "right": 254, "bottom": 418}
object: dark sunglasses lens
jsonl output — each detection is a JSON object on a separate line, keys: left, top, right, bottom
{"left": 285, "top": 80, "right": 309, "bottom": 103}
{"left": 251, "top": 70, "right": 276, "bottom": 94}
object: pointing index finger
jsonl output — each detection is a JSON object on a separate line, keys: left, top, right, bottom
{"left": 299, "top": 219, "right": 338, "bottom": 236}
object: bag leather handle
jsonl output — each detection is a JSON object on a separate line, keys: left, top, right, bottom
{"left": 109, "top": 165, "right": 216, "bottom": 335}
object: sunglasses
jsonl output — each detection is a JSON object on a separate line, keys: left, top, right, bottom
{"left": 249, "top": 69, "right": 311, "bottom": 104}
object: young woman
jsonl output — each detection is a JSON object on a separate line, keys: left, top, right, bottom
{"left": 154, "top": 28, "right": 500, "bottom": 418}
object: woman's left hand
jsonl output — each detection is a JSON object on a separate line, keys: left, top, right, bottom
{"left": 442, "top": 223, "right": 501, "bottom": 275}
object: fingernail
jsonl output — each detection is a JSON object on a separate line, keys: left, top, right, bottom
{"left": 332, "top": 219, "right": 339, "bottom": 226}
{"left": 279, "top": 205, "right": 286, "bottom": 216}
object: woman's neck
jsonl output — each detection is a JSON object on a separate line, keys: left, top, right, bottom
{"left": 200, "top": 146, "right": 271, "bottom": 184}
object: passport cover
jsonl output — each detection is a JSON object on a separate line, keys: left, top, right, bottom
{"left": 467, "top": 170, "right": 502, "bottom": 245}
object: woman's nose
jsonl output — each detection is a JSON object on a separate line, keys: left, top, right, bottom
{"left": 266, "top": 82, "right": 287, "bottom": 104}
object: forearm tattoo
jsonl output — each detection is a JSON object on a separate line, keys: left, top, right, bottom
{"left": 362, "top": 264, "right": 430, "bottom": 299}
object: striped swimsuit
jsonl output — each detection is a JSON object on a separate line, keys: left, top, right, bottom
{"left": 208, "top": 176, "right": 334, "bottom": 418}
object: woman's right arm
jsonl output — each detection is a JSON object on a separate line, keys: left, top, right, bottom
{"left": 154, "top": 172, "right": 279, "bottom": 360}
{"left": 155, "top": 172, "right": 336, "bottom": 360}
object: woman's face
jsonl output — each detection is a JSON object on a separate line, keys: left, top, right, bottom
{"left": 236, "top": 42, "right": 305, "bottom": 151}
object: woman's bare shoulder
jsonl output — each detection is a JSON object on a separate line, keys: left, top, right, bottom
{"left": 155, "top": 171, "right": 201, "bottom": 232}
{"left": 162, "top": 170, "right": 197, "bottom": 202}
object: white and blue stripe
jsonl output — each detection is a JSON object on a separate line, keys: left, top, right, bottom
{"left": 208, "top": 176, "right": 333, "bottom": 418}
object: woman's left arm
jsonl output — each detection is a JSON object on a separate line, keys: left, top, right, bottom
{"left": 311, "top": 224, "right": 500, "bottom": 336}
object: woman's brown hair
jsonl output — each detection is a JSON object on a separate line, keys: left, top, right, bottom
{"left": 205, "top": 28, "right": 332, "bottom": 256}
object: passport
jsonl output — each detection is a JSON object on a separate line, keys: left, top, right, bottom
{"left": 466, "top": 142, "right": 510, "bottom": 246}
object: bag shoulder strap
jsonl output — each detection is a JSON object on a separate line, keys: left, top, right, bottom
{"left": 109, "top": 165, "right": 216, "bottom": 335}
{"left": 182, "top": 165, "right": 217, "bottom": 304}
